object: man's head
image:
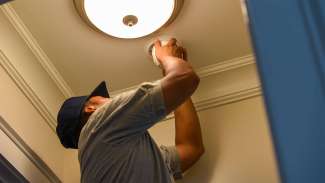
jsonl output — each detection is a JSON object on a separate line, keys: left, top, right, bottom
{"left": 56, "top": 81, "right": 109, "bottom": 149}
{"left": 80, "top": 96, "right": 109, "bottom": 124}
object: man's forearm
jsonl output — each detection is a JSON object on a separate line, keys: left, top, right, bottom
{"left": 174, "top": 98, "right": 204, "bottom": 171}
{"left": 174, "top": 98, "right": 204, "bottom": 151}
{"left": 159, "top": 56, "right": 200, "bottom": 114}
{"left": 160, "top": 56, "right": 195, "bottom": 77}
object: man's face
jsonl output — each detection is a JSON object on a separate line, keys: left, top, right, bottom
{"left": 83, "top": 96, "right": 109, "bottom": 113}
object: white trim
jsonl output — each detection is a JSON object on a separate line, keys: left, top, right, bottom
{"left": 0, "top": 4, "right": 74, "bottom": 98}
{"left": 0, "top": 50, "right": 56, "bottom": 132}
{"left": 195, "top": 86, "right": 262, "bottom": 112}
{"left": 111, "top": 55, "right": 260, "bottom": 121}
{"left": 197, "top": 55, "right": 255, "bottom": 78}
{"left": 162, "top": 86, "right": 262, "bottom": 121}
{"left": 0, "top": 116, "right": 61, "bottom": 183}
{"left": 111, "top": 55, "right": 255, "bottom": 96}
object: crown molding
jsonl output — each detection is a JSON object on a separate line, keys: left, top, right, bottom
{"left": 195, "top": 85, "right": 261, "bottom": 112}
{"left": 111, "top": 54, "right": 256, "bottom": 96}
{"left": 110, "top": 55, "right": 259, "bottom": 121}
{"left": 197, "top": 55, "right": 255, "bottom": 78}
{"left": 0, "top": 50, "right": 56, "bottom": 132}
{"left": 0, "top": 4, "right": 74, "bottom": 98}
{"left": 162, "top": 85, "right": 262, "bottom": 121}
{"left": 0, "top": 116, "right": 61, "bottom": 183}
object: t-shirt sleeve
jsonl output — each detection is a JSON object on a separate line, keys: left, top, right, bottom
{"left": 160, "top": 145, "right": 183, "bottom": 180}
{"left": 140, "top": 79, "right": 167, "bottom": 123}
{"left": 126, "top": 79, "right": 167, "bottom": 124}
{"left": 103, "top": 79, "right": 168, "bottom": 140}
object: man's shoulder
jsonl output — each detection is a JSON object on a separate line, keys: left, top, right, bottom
{"left": 111, "top": 80, "right": 161, "bottom": 102}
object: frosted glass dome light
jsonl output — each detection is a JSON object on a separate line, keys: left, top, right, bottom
{"left": 74, "top": 0, "right": 184, "bottom": 39}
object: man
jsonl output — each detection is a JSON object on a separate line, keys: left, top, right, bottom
{"left": 56, "top": 38, "right": 204, "bottom": 183}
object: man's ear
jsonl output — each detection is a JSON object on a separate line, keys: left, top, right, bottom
{"left": 84, "top": 105, "right": 96, "bottom": 114}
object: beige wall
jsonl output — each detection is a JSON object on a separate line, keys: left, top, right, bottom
{"left": 0, "top": 10, "right": 66, "bottom": 181}
{"left": 0, "top": 11, "right": 64, "bottom": 117}
{"left": 0, "top": 125, "right": 50, "bottom": 183}
{"left": 63, "top": 150, "right": 80, "bottom": 183}
{"left": 149, "top": 96, "right": 280, "bottom": 183}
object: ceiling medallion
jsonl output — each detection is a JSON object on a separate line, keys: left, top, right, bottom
{"left": 74, "top": 0, "right": 184, "bottom": 39}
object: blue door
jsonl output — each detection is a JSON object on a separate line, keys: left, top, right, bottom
{"left": 246, "top": 0, "right": 325, "bottom": 183}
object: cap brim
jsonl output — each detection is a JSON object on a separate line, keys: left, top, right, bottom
{"left": 88, "top": 81, "right": 110, "bottom": 99}
{"left": 79, "top": 81, "right": 110, "bottom": 120}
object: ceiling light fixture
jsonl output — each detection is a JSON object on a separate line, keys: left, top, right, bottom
{"left": 74, "top": 0, "right": 184, "bottom": 39}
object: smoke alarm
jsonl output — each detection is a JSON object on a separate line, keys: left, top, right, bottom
{"left": 145, "top": 36, "right": 183, "bottom": 67}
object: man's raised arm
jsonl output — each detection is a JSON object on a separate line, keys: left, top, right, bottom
{"left": 154, "top": 38, "right": 200, "bottom": 115}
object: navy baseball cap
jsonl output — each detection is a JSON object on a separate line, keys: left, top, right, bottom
{"left": 0, "top": 0, "right": 14, "bottom": 5}
{"left": 56, "top": 81, "right": 109, "bottom": 149}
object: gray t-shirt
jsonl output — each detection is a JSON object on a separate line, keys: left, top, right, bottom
{"left": 78, "top": 80, "right": 183, "bottom": 183}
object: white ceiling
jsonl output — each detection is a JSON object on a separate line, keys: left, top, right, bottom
{"left": 11, "top": 0, "right": 253, "bottom": 96}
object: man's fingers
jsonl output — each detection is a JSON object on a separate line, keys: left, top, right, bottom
{"left": 176, "top": 47, "right": 188, "bottom": 61}
{"left": 175, "top": 46, "right": 184, "bottom": 59}
{"left": 182, "top": 47, "right": 188, "bottom": 61}
{"left": 166, "top": 38, "right": 177, "bottom": 46}
{"left": 153, "top": 38, "right": 188, "bottom": 61}
{"left": 154, "top": 40, "right": 161, "bottom": 49}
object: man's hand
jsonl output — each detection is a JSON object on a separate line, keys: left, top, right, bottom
{"left": 154, "top": 38, "right": 188, "bottom": 76}
{"left": 154, "top": 38, "right": 187, "bottom": 64}
{"left": 155, "top": 37, "right": 199, "bottom": 116}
